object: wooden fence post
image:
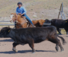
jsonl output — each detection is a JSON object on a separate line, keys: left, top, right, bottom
{"left": 58, "top": 3, "right": 66, "bottom": 20}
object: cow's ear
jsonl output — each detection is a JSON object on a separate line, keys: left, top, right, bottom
{"left": 8, "top": 30, "right": 10, "bottom": 33}
{"left": 65, "top": 21, "right": 67, "bottom": 23}
{"left": 6, "top": 27, "right": 11, "bottom": 34}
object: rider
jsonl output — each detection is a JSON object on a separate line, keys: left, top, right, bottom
{"left": 16, "top": 2, "right": 34, "bottom": 27}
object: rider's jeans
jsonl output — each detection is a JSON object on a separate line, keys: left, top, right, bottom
{"left": 23, "top": 14, "right": 34, "bottom": 25}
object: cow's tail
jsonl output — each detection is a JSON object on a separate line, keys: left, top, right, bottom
{"left": 58, "top": 35, "right": 66, "bottom": 45}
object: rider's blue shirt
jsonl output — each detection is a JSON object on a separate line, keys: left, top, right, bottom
{"left": 16, "top": 7, "right": 26, "bottom": 14}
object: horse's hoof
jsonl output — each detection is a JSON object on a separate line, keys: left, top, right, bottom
{"left": 55, "top": 47, "right": 59, "bottom": 51}
{"left": 12, "top": 48, "right": 18, "bottom": 53}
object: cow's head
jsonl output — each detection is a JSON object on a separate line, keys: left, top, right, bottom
{"left": 0, "top": 27, "right": 11, "bottom": 37}
{"left": 65, "top": 19, "right": 68, "bottom": 34}
{"left": 45, "top": 19, "right": 51, "bottom": 23}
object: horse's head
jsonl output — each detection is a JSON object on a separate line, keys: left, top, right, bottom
{"left": 10, "top": 13, "right": 17, "bottom": 22}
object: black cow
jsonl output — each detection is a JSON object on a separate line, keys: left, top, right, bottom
{"left": 0, "top": 26, "right": 66, "bottom": 53}
{"left": 43, "top": 19, "right": 68, "bottom": 35}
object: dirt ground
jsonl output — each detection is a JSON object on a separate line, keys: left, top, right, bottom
{"left": 0, "top": 35, "right": 68, "bottom": 57}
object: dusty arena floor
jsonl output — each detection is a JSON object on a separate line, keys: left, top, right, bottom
{"left": 0, "top": 35, "right": 68, "bottom": 57}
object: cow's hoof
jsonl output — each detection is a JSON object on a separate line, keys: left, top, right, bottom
{"left": 32, "top": 52, "right": 35, "bottom": 54}
{"left": 55, "top": 47, "right": 59, "bottom": 51}
{"left": 61, "top": 48, "right": 64, "bottom": 52}
{"left": 63, "top": 41, "right": 67, "bottom": 45}
{"left": 66, "top": 32, "right": 68, "bottom": 35}
{"left": 59, "top": 34, "right": 62, "bottom": 35}
{"left": 32, "top": 50, "right": 35, "bottom": 53}
{"left": 12, "top": 48, "right": 18, "bottom": 53}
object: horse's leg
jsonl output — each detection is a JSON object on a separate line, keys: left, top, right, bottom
{"left": 48, "top": 38, "right": 64, "bottom": 52}
{"left": 12, "top": 42, "right": 19, "bottom": 52}
{"left": 57, "top": 28, "right": 62, "bottom": 35}
{"left": 14, "top": 21, "right": 17, "bottom": 28}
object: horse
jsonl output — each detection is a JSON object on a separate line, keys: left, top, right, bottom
{"left": 10, "top": 13, "right": 45, "bottom": 29}
{"left": 10, "top": 13, "right": 30, "bottom": 29}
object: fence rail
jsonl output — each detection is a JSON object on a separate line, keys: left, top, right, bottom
{"left": 0, "top": 21, "right": 11, "bottom": 22}
{"left": 0, "top": 24, "right": 14, "bottom": 26}
{"left": 0, "top": 21, "right": 14, "bottom": 26}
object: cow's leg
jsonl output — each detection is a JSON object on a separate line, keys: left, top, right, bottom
{"left": 12, "top": 42, "right": 19, "bottom": 52}
{"left": 28, "top": 38, "right": 35, "bottom": 53}
{"left": 48, "top": 38, "right": 64, "bottom": 52}
{"left": 64, "top": 28, "right": 68, "bottom": 34}
{"left": 56, "top": 39, "right": 64, "bottom": 52}
{"left": 57, "top": 28, "right": 62, "bottom": 35}
{"left": 55, "top": 44, "right": 59, "bottom": 51}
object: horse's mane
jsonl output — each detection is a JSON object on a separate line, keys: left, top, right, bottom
{"left": 17, "top": 15, "right": 22, "bottom": 19}
{"left": 11, "top": 13, "right": 22, "bottom": 19}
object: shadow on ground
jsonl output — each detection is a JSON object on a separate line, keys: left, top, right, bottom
{"left": 0, "top": 50, "right": 56, "bottom": 54}
{"left": 0, "top": 39, "right": 13, "bottom": 42}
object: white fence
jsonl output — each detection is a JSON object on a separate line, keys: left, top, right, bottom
{"left": 0, "top": 21, "right": 14, "bottom": 26}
